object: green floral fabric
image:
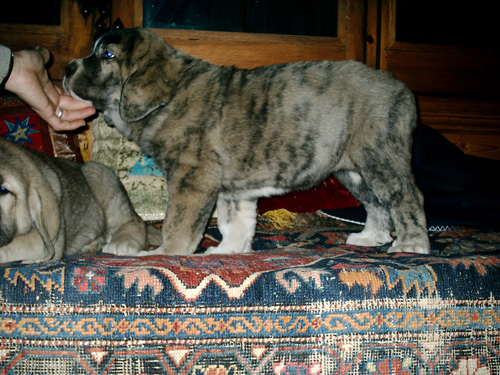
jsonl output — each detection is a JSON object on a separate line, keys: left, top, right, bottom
{"left": 91, "top": 115, "right": 168, "bottom": 221}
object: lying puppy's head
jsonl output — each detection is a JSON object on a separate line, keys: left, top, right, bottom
{"left": 64, "top": 28, "right": 185, "bottom": 125}
{"left": 0, "top": 141, "right": 57, "bottom": 249}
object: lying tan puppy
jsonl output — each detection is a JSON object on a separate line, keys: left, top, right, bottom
{"left": 0, "top": 138, "right": 147, "bottom": 262}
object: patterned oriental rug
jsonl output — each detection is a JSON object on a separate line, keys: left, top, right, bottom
{"left": 0, "top": 212, "right": 499, "bottom": 374}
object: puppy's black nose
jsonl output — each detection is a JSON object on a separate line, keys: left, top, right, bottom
{"left": 65, "top": 61, "right": 78, "bottom": 78}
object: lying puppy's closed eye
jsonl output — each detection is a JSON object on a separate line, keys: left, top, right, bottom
{"left": 64, "top": 27, "right": 430, "bottom": 256}
{"left": 0, "top": 139, "right": 147, "bottom": 263}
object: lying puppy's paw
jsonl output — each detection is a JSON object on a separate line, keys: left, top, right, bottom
{"left": 346, "top": 230, "right": 393, "bottom": 247}
{"left": 0, "top": 251, "right": 11, "bottom": 264}
{"left": 102, "top": 239, "right": 143, "bottom": 256}
{"left": 137, "top": 247, "right": 167, "bottom": 256}
{"left": 204, "top": 245, "right": 253, "bottom": 255}
{"left": 136, "top": 246, "right": 192, "bottom": 256}
{"left": 80, "top": 241, "right": 104, "bottom": 254}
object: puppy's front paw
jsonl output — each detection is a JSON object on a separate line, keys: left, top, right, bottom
{"left": 346, "top": 230, "right": 393, "bottom": 247}
{"left": 388, "top": 239, "right": 430, "bottom": 254}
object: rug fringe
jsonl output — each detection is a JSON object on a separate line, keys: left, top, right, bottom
{"left": 263, "top": 209, "right": 298, "bottom": 230}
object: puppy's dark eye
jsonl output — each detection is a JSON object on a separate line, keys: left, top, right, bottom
{"left": 103, "top": 51, "right": 115, "bottom": 59}
{"left": 0, "top": 186, "right": 9, "bottom": 195}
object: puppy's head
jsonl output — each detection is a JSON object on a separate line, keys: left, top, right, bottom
{"left": 0, "top": 156, "right": 35, "bottom": 247}
{"left": 64, "top": 28, "right": 178, "bottom": 123}
{"left": 0, "top": 141, "right": 61, "bottom": 256}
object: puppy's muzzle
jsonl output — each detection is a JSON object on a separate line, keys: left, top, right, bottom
{"left": 62, "top": 60, "right": 84, "bottom": 100}
{"left": 65, "top": 60, "right": 78, "bottom": 79}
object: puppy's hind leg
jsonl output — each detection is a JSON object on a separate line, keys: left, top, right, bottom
{"left": 205, "top": 197, "right": 257, "bottom": 255}
{"left": 346, "top": 203, "right": 394, "bottom": 247}
{"left": 337, "top": 171, "right": 393, "bottom": 247}
{"left": 341, "top": 168, "right": 429, "bottom": 254}
{"left": 82, "top": 162, "right": 147, "bottom": 256}
{"left": 387, "top": 182, "right": 430, "bottom": 254}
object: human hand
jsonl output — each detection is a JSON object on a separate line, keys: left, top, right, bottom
{"left": 4, "top": 46, "right": 96, "bottom": 131}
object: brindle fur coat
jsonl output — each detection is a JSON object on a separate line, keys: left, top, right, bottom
{"left": 64, "top": 28, "right": 430, "bottom": 255}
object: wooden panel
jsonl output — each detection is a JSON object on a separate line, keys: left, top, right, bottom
{"left": 66, "top": 0, "right": 93, "bottom": 68}
{"left": 379, "top": 1, "right": 500, "bottom": 96}
{"left": 377, "top": 0, "right": 500, "bottom": 160}
{"left": 386, "top": 43, "right": 500, "bottom": 96}
{"left": 152, "top": 29, "right": 347, "bottom": 69}
{"left": 0, "top": 26, "right": 69, "bottom": 80}
{"left": 438, "top": 132, "right": 500, "bottom": 160}
{"left": 365, "top": 0, "right": 380, "bottom": 68}
{"left": 113, "top": 0, "right": 142, "bottom": 29}
{"left": 340, "top": 0, "right": 364, "bottom": 62}
{"left": 141, "top": 0, "right": 363, "bottom": 68}
{"left": 418, "top": 94, "right": 500, "bottom": 159}
{"left": 0, "top": 0, "right": 92, "bottom": 82}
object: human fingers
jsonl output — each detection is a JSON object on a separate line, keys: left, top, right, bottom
{"left": 46, "top": 112, "right": 88, "bottom": 132}
{"left": 59, "top": 94, "right": 95, "bottom": 111}
{"left": 13, "top": 48, "right": 62, "bottom": 117}
{"left": 55, "top": 105, "right": 96, "bottom": 124}
{"left": 33, "top": 46, "right": 51, "bottom": 65}
{"left": 51, "top": 100, "right": 96, "bottom": 131}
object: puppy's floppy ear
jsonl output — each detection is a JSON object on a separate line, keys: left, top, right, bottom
{"left": 120, "top": 66, "right": 170, "bottom": 122}
{"left": 119, "top": 31, "right": 176, "bottom": 122}
{"left": 28, "top": 184, "right": 61, "bottom": 260}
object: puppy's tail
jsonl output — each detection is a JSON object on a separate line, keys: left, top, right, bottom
{"left": 147, "top": 225, "right": 163, "bottom": 247}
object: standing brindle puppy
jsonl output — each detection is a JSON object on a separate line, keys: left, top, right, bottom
{"left": 64, "top": 28, "right": 430, "bottom": 255}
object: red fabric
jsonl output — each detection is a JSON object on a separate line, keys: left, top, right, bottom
{"left": 258, "top": 176, "right": 360, "bottom": 214}
{"left": 0, "top": 94, "right": 83, "bottom": 162}
{"left": 0, "top": 95, "right": 54, "bottom": 155}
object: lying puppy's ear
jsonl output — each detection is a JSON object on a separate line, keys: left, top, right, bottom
{"left": 10, "top": 181, "right": 32, "bottom": 236}
{"left": 28, "top": 185, "right": 61, "bottom": 260}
